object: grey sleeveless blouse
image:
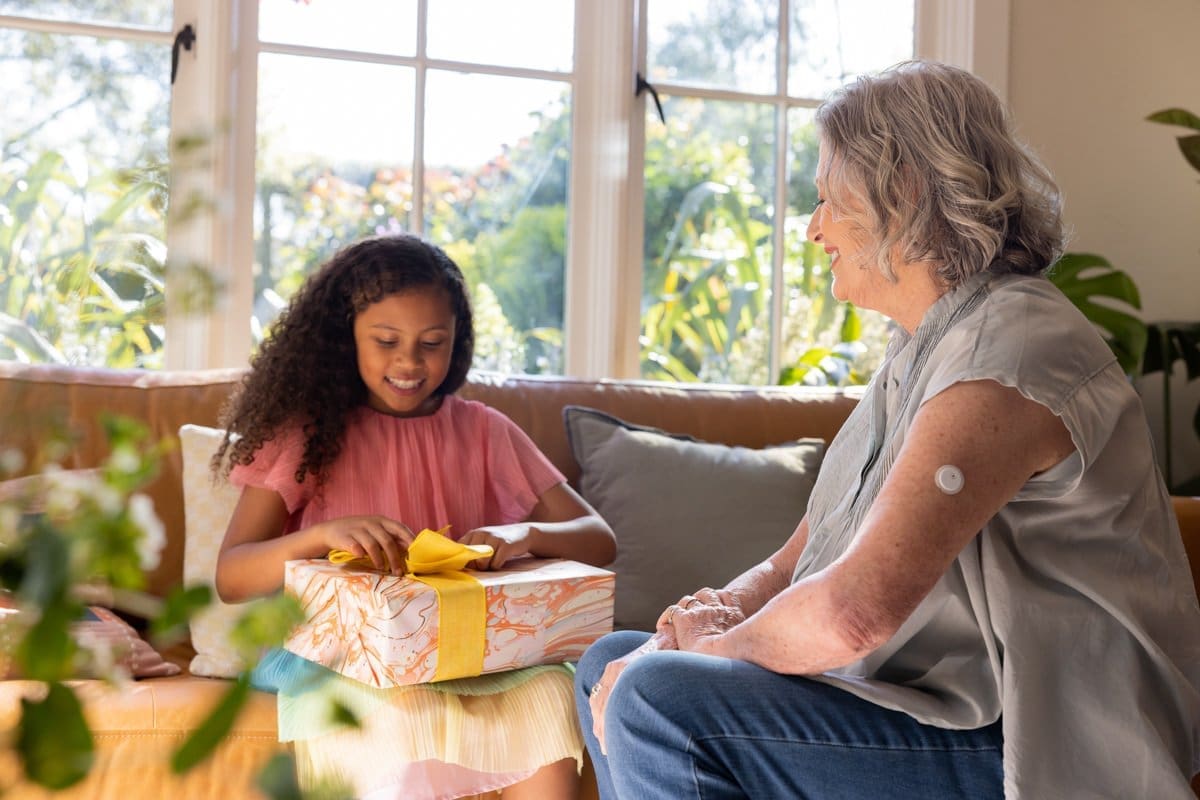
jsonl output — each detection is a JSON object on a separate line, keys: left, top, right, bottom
{"left": 794, "top": 270, "right": 1200, "bottom": 798}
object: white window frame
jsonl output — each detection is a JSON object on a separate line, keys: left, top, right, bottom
{"left": 163, "top": 0, "right": 1009, "bottom": 376}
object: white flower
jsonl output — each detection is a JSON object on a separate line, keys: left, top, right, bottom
{"left": 127, "top": 493, "right": 165, "bottom": 571}
{"left": 0, "top": 505, "right": 20, "bottom": 545}
{"left": 108, "top": 446, "right": 141, "bottom": 475}
{"left": 44, "top": 467, "right": 87, "bottom": 516}
{"left": 92, "top": 484, "right": 123, "bottom": 516}
{"left": 43, "top": 469, "right": 124, "bottom": 517}
{"left": 0, "top": 448, "right": 24, "bottom": 477}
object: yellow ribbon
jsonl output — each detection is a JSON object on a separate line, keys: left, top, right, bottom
{"left": 328, "top": 527, "right": 493, "bottom": 682}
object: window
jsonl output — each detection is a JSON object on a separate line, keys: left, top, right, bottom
{"left": 0, "top": 0, "right": 1005, "bottom": 380}
{"left": 637, "top": 0, "right": 914, "bottom": 385}
{"left": 0, "top": 2, "right": 174, "bottom": 367}
{"left": 252, "top": 0, "right": 575, "bottom": 374}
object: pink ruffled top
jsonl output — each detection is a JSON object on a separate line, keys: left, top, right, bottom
{"left": 230, "top": 395, "right": 565, "bottom": 540}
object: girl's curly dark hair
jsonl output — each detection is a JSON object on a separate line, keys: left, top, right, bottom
{"left": 213, "top": 234, "right": 474, "bottom": 485}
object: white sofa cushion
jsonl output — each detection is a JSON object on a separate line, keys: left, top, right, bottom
{"left": 179, "top": 424, "right": 246, "bottom": 678}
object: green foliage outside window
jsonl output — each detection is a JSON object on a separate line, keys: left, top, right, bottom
{"left": 0, "top": 152, "right": 167, "bottom": 367}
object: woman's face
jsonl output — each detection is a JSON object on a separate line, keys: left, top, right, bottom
{"left": 806, "top": 142, "right": 892, "bottom": 312}
{"left": 353, "top": 286, "right": 456, "bottom": 417}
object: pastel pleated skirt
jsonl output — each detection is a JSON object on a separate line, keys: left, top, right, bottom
{"left": 254, "top": 649, "right": 583, "bottom": 800}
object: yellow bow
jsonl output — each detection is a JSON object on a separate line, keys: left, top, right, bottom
{"left": 327, "top": 526, "right": 493, "bottom": 682}
{"left": 327, "top": 526, "right": 494, "bottom": 573}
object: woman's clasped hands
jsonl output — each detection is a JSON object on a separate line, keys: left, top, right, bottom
{"left": 589, "top": 587, "right": 746, "bottom": 754}
{"left": 656, "top": 587, "right": 746, "bottom": 652}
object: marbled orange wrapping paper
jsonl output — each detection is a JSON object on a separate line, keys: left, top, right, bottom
{"left": 282, "top": 558, "right": 615, "bottom": 687}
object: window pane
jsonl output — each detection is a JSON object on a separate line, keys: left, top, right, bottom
{"left": 789, "top": 0, "right": 914, "bottom": 98}
{"left": 254, "top": 53, "right": 414, "bottom": 339}
{"left": 647, "top": 0, "right": 777, "bottom": 94}
{"left": 424, "top": 71, "right": 571, "bottom": 375}
{"left": 779, "top": 107, "right": 888, "bottom": 386}
{"left": 258, "top": 0, "right": 416, "bottom": 56}
{"left": 641, "top": 96, "right": 776, "bottom": 385}
{"left": 0, "top": 0, "right": 171, "bottom": 30}
{"left": 0, "top": 28, "right": 169, "bottom": 367}
{"left": 427, "top": 0, "right": 573, "bottom": 72}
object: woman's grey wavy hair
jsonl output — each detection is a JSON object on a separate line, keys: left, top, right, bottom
{"left": 815, "top": 60, "right": 1065, "bottom": 285}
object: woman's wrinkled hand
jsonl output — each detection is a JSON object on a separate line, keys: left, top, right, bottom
{"left": 458, "top": 524, "right": 533, "bottom": 570}
{"left": 590, "top": 629, "right": 678, "bottom": 755}
{"left": 322, "top": 515, "right": 414, "bottom": 574}
{"left": 656, "top": 587, "right": 745, "bottom": 655}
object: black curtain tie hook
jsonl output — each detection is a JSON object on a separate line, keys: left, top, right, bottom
{"left": 636, "top": 73, "right": 666, "bottom": 124}
{"left": 171, "top": 24, "right": 197, "bottom": 85}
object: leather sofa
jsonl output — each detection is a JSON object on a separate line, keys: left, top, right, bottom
{"left": 1, "top": 360, "right": 1198, "bottom": 798}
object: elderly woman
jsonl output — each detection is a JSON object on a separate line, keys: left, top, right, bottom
{"left": 575, "top": 60, "right": 1200, "bottom": 799}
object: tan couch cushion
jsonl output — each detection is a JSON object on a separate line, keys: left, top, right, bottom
{"left": 0, "top": 676, "right": 283, "bottom": 800}
{"left": 0, "top": 363, "right": 244, "bottom": 601}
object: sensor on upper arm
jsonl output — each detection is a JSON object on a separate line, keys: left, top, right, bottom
{"left": 935, "top": 465, "right": 964, "bottom": 495}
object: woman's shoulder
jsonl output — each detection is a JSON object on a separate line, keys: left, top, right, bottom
{"left": 964, "top": 273, "right": 1113, "bottom": 359}
{"left": 926, "top": 273, "right": 1126, "bottom": 408}
{"left": 984, "top": 272, "right": 1075, "bottom": 313}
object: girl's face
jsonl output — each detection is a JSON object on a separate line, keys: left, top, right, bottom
{"left": 353, "top": 287, "right": 456, "bottom": 417}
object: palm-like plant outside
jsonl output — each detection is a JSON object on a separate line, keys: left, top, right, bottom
{"left": 0, "top": 152, "right": 166, "bottom": 367}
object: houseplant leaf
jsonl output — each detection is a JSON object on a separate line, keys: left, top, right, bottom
{"left": 1048, "top": 252, "right": 1147, "bottom": 376}
{"left": 1147, "top": 108, "right": 1200, "bottom": 131}
{"left": 17, "top": 682, "right": 94, "bottom": 789}
{"left": 171, "top": 674, "right": 251, "bottom": 773}
{"left": 1177, "top": 134, "right": 1200, "bottom": 174}
{"left": 1146, "top": 324, "right": 1200, "bottom": 383}
{"left": 1147, "top": 108, "right": 1200, "bottom": 174}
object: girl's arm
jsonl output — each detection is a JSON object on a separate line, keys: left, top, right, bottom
{"left": 216, "top": 485, "right": 413, "bottom": 602}
{"left": 459, "top": 482, "right": 617, "bottom": 569}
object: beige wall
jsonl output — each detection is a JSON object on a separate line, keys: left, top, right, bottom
{"left": 1007, "top": 0, "right": 1200, "bottom": 488}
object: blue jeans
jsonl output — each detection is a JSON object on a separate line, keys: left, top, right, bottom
{"left": 575, "top": 631, "right": 1003, "bottom": 800}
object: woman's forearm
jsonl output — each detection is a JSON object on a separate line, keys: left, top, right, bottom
{"left": 714, "top": 567, "right": 880, "bottom": 675}
{"left": 720, "top": 559, "right": 794, "bottom": 618}
{"left": 719, "top": 516, "right": 810, "bottom": 618}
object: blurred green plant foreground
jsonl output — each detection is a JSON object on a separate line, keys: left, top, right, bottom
{"left": 0, "top": 421, "right": 317, "bottom": 796}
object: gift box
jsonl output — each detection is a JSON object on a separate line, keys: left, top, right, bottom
{"left": 283, "top": 557, "right": 615, "bottom": 688}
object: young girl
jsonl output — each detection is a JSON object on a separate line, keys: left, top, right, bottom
{"left": 213, "top": 234, "right": 616, "bottom": 800}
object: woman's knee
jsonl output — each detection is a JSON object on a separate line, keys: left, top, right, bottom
{"left": 606, "top": 651, "right": 727, "bottom": 726}
{"left": 575, "top": 630, "right": 649, "bottom": 687}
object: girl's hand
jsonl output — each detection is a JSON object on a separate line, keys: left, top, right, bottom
{"left": 590, "top": 630, "right": 677, "bottom": 755}
{"left": 458, "top": 524, "right": 533, "bottom": 570}
{"left": 321, "top": 515, "right": 414, "bottom": 574}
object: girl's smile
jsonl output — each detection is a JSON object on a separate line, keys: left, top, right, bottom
{"left": 353, "top": 287, "right": 456, "bottom": 417}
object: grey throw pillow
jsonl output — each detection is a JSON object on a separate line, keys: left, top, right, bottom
{"left": 563, "top": 406, "right": 825, "bottom": 632}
